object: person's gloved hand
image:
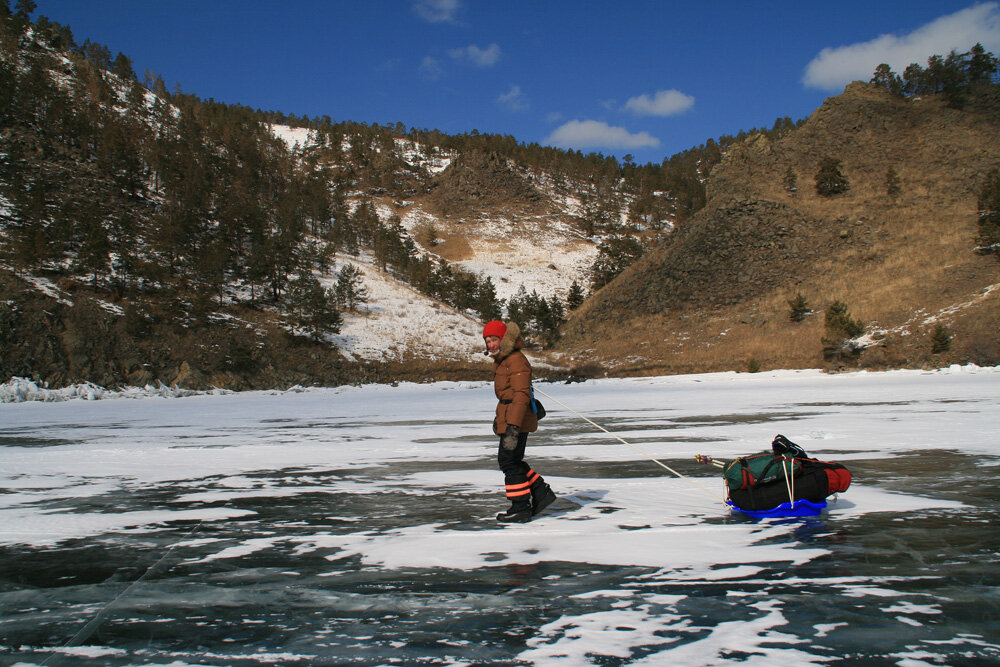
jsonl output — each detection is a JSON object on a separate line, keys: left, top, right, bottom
{"left": 501, "top": 424, "right": 520, "bottom": 450}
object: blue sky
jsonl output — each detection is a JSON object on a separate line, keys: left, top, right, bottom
{"left": 31, "top": 1, "right": 1000, "bottom": 165}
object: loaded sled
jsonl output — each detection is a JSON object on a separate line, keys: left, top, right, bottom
{"left": 698, "top": 435, "right": 852, "bottom": 518}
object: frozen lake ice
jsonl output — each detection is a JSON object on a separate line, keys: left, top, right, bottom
{"left": 1, "top": 367, "right": 998, "bottom": 665}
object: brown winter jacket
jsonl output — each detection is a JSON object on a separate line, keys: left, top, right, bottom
{"left": 492, "top": 321, "right": 538, "bottom": 435}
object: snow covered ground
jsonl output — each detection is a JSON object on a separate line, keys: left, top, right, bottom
{"left": 321, "top": 254, "right": 486, "bottom": 363}
{"left": 268, "top": 124, "right": 315, "bottom": 151}
{"left": 395, "top": 202, "right": 597, "bottom": 304}
{"left": 1, "top": 366, "right": 998, "bottom": 665}
{"left": 449, "top": 216, "right": 597, "bottom": 303}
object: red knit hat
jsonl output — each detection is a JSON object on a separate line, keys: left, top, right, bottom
{"left": 482, "top": 320, "right": 506, "bottom": 339}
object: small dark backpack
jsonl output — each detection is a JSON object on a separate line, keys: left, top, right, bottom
{"left": 530, "top": 386, "right": 546, "bottom": 420}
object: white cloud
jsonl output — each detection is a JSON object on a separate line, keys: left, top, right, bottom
{"left": 624, "top": 89, "right": 695, "bottom": 116}
{"left": 545, "top": 120, "right": 660, "bottom": 150}
{"left": 497, "top": 84, "right": 529, "bottom": 111}
{"left": 448, "top": 43, "right": 502, "bottom": 67}
{"left": 419, "top": 56, "right": 444, "bottom": 80}
{"left": 413, "top": 0, "right": 461, "bottom": 24}
{"left": 803, "top": 2, "right": 1000, "bottom": 90}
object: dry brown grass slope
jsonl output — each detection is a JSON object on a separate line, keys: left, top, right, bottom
{"left": 559, "top": 82, "right": 1000, "bottom": 375}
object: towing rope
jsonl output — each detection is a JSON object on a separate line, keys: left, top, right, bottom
{"left": 533, "top": 387, "right": 720, "bottom": 503}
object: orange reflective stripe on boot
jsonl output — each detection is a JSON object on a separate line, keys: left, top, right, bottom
{"left": 505, "top": 479, "right": 532, "bottom": 498}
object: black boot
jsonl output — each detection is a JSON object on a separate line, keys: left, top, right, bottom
{"left": 531, "top": 482, "right": 556, "bottom": 516}
{"left": 497, "top": 499, "right": 532, "bottom": 523}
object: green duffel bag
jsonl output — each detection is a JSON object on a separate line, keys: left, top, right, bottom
{"left": 723, "top": 452, "right": 803, "bottom": 491}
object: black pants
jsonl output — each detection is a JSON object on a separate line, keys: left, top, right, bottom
{"left": 498, "top": 432, "right": 541, "bottom": 504}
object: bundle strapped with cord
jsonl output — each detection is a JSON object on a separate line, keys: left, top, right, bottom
{"left": 532, "top": 387, "right": 721, "bottom": 503}
{"left": 695, "top": 435, "right": 853, "bottom": 518}
{"left": 698, "top": 452, "right": 799, "bottom": 506}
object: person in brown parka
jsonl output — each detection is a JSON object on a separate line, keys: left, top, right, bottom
{"left": 483, "top": 320, "right": 556, "bottom": 523}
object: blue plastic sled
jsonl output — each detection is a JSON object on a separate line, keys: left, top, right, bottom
{"left": 727, "top": 498, "right": 827, "bottom": 518}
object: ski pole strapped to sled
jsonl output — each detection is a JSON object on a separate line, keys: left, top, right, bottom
{"left": 697, "top": 435, "right": 852, "bottom": 518}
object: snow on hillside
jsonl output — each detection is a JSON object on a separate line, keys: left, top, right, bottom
{"left": 256, "top": 127, "right": 608, "bottom": 350}
{"left": 269, "top": 124, "right": 316, "bottom": 150}
{"left": 268, "top": 124, "right": 600, "bottom": 305}
{"left": 394, "top": 138, "right": 455, "bottom": 174}
{"left": 395, "top": 204, "right": 598, "bottom": 302}
{"left": 321, "top": 252, "right": 486, "bottom": 363}
{"left": 445, "top": 212, "right": 597, "bottom": 302}
{"left": 451, "top": 221, "right": 596, "bottom": 302}
{"left": 272, "top": 127, "right": 455, "bottom": 176}
{"left": 853, "top": 282, "right": 1000, "bottom": 349}
{"left": 0, "top": 263, "right": 73, "bottom": 305}
{"left": 530, "top": 170, "right": 588, "bottom": 217}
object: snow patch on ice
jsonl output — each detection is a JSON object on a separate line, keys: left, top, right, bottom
{"left": 0, "top": 507, "right": 256, "bottom": 547}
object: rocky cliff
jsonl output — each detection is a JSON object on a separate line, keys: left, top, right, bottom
{"left": 561, "top": 83, "right": 1000, "bottom": 373}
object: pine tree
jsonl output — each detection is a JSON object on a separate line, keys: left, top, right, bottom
{"left": 506, "top": 285, "right": 529, "bottom": 326}
{"left": 931, "top": 323, "right": 952, "bottom": 354}
{"left": 112, "top": 52, "right": 135, "bottom": 81}
{"left": 80, "top": 39, "right": 112, "bottom": 71}
{"left": 352, "top": 200, "right": 379, "bottom": 246}
{"left": 13, "top": 0, "right": 34, "bottom": 20}
{"left": 77, "top": 219, "right": 111, "bottom": 287}
{"left": 474, "top": 276, "right": 503, "bottom": 321}
{"left": 580, "top": 193, "right": 621, "bottom": 236}
{"left": 151, "top": 72, "right": 168, "bottom": 98}
{"left": 783, "top": 166, "right": 798, "bottom": 192}
{"left": 589, "top": 234, "right": 644, "bottom": 291}
{"left": 539, "top": 295, "right": 565, "bottom": 347}
{"left": 566, "top": 280, "right": 585, "bottom": 310}
{"left": 871, "top": 63, "right": 903, "bottom": 96}
{"left": 967, "top": 43, "right": 998, "bottom": 83}
{"left": 815, "top": 157, "right": 850, "bottom": 196}
{"left": 885, "top": 166, "right": 901, "bottom": 199}
{"left": 335, "top": 263, "right": 369, "bottom": 312}
{"left": 529, "top": 292, "right": 550, "bottom": 344}
{"left": 0, "top": 58, "right": 14, "bottom": 127}
{"left": 287, "top": 275, "right": 341, "bottom": 341}
{"left": 822, "top": 301, "right": 865, "bottom": 361}
{"left": 976, "top": 168, "right": 1000, "bottom": 251}
{"left": 787, "top": 293, "right": 810, "bottom": 322}
{"left": 902, "top": 63, "right": 926, "bottom": 94}
{"left": 108, "top": 211, "right": 137, "bottom": 293}
{"left": 825, "top": 301, "right": 864, "bottom": 339}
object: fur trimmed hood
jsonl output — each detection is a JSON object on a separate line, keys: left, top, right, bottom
{"left": 496, "top": 321, "right": 524, "bottom": 361}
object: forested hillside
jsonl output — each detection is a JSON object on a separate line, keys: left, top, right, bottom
{"left": 0, "top": 6, "right": 730, "bottom": 388}
{"left": 4, "top": 4, "right": 995, "bottom": 390}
